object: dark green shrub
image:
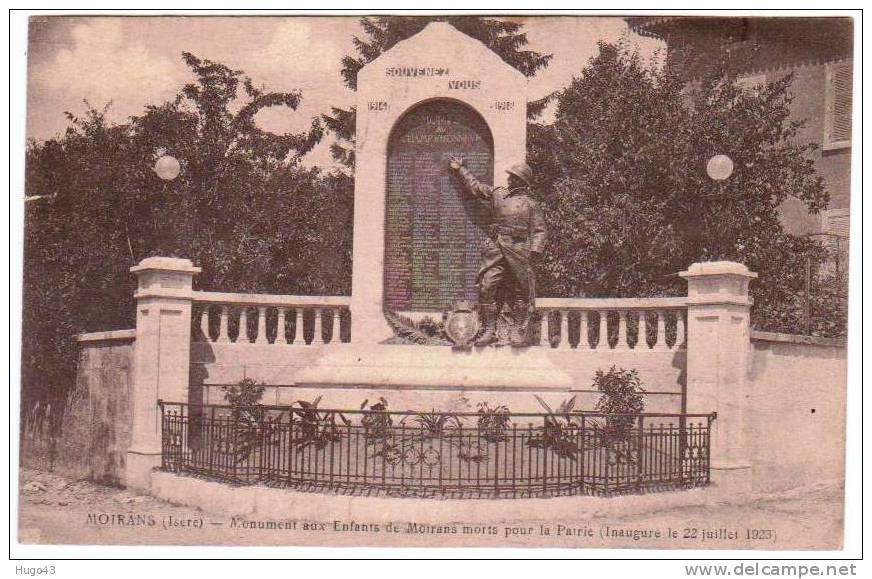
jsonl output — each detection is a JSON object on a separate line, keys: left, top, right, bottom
{"left": 476, "top": 402, "right": 512, "bottom": 442}
{"left": 593, "top": 366, "right": 646, "bottom": 441}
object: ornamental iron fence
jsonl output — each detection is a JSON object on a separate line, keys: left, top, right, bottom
{"left": 159, "top": 402, "right": 714, "bottom": 498}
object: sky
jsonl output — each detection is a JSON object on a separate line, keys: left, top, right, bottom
{"left": 26, "top": 16, "right": 663, "bottom": 169}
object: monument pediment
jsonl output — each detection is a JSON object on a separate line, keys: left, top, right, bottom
{"left": 358, "top": 21, "right": 526, "bottom": 89}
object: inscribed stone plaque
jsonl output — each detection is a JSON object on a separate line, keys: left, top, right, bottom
{"left": 384, "top": 100, "right": 494, "bottom": 311}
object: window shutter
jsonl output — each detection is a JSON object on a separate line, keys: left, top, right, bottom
{"left": 825, "top": 61, "right": 853, "bottom": 147}
{"left": 824, "top": 208, "right": 850, "bottom": 239}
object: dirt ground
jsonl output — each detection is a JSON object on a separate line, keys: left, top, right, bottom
{"left": 16, "top": 468, "right": 844, "bottom": 550}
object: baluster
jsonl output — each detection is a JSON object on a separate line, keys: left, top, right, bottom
{"left": 312, "top": 308, "right": 325, "bottom": 345}
{"left": 597, "top": 310, "right": 610, "bottom": 349}
{"left": 255, "top": 306, "right": 269, "bottom": 344}
{"left": 616, "top": 310, "right": 628, "bottom": 349}
{"left": 331, "top": 308, "right": 342, "bottom": 344}
{"left": 216, "top": 305, "right": 230, "bottom": 343}
{"left": 275, "top": 308, "right": 287, "bottom": 344}
{"left": 637, "top": 310, "right": 649, "bottom": 350}
{"left": 198, "top": 306, "right": 210, "bottom": 342}
{"left": 538, "top": 309, "right": 550, "bottom": 347}
{"left": 292, "top": 308, "right": 304, "bottom": 345}
{"left": 558, "top": 310, "right": 572, "bottom": 350}
{"left": 654, "top": 310, "right": 668, "bottom": 350}
{"left": 578, "top": 310, "right": 589, "bottom": 349}
{"left": 238, "top": 307, "right": 249, "bottom": 344}
{"left": 675, "top": 310, "right": 686, "bottom": 349}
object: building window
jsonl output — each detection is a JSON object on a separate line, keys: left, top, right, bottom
{"left": 824, "top": 60, "right": 852, "bottom": 150}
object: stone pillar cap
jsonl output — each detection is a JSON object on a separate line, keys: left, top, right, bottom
{"left": 679, "top": 261, "right": 757, "bottom": 279}
{"left": 130, "top": 256, "right": 201, "bottom": 275}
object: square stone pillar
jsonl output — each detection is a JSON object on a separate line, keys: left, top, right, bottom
{"left": 680, "top": 261, "right": 757, "bottom": 493}
{"left": 126, "top": 257, "right": 200, "bottom": 490}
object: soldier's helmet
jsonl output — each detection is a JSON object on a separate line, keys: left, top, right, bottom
{"left": 506, "top": 162, "right": 534, "bottom": 187}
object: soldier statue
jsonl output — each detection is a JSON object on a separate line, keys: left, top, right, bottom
{"left": 448, "top": 155, "right": 547, "bottom": 347}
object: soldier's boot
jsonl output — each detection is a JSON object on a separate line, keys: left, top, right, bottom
{"left": 475, "top": 303, "right": 499, "bottom": 347}
{"left": 510, "top": 300, "right": 532, "bottom": 347}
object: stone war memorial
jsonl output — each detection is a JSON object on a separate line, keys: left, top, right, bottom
{"left": 56, "top": 21, "right": 847, "bottom": 544}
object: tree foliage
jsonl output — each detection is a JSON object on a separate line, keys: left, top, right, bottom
{"left": 23, "top": 53, "right": 351, "bottom": 412}
{"left": 530, "top": 42, "right": 839, "bottom": 335}
{"left": 323, "top": 16, "right": 553, "bottom": 170}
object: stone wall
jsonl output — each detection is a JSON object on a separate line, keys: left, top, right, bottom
{"left": 746, "top": 331, "right": 847, "bottom": 492}
{"left": 53, "top": 330, "right": 135, "bottom": 485}
{"left": 192, "top": 345, "right": 686, "bottom": 414}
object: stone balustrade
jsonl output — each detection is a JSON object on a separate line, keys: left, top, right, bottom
{"left": 191, "top": 291, "right": 685, "bottom": 349}
{"left": 535, "top": 297, "right": 687, "bottom": 351}
{"left": 191, "top": 291, "right": 351, "bottom": 345}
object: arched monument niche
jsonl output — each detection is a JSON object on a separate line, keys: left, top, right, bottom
{"left": 383, "top": 99, "right": 494, "bottom": 314}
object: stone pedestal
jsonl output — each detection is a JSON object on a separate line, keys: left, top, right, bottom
{"left": 680, "top": 261, "right": 757, "bottom": 493}
{"left": 125, "top": 257, "right": 200, "bottom": 490}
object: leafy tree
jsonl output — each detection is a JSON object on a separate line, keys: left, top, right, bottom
{"left": 323, "top": 16, "right": 553, "bottom": 171}
{"left": 531, "top": 42, "right": 839, "bottom": 335}
{"left": 23, "top": 53, "right": 350, "bottom": 415}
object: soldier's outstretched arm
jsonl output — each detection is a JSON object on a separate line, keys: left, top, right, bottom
{"left": 448, "top": 155, "right": 493, "bottom": 202}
